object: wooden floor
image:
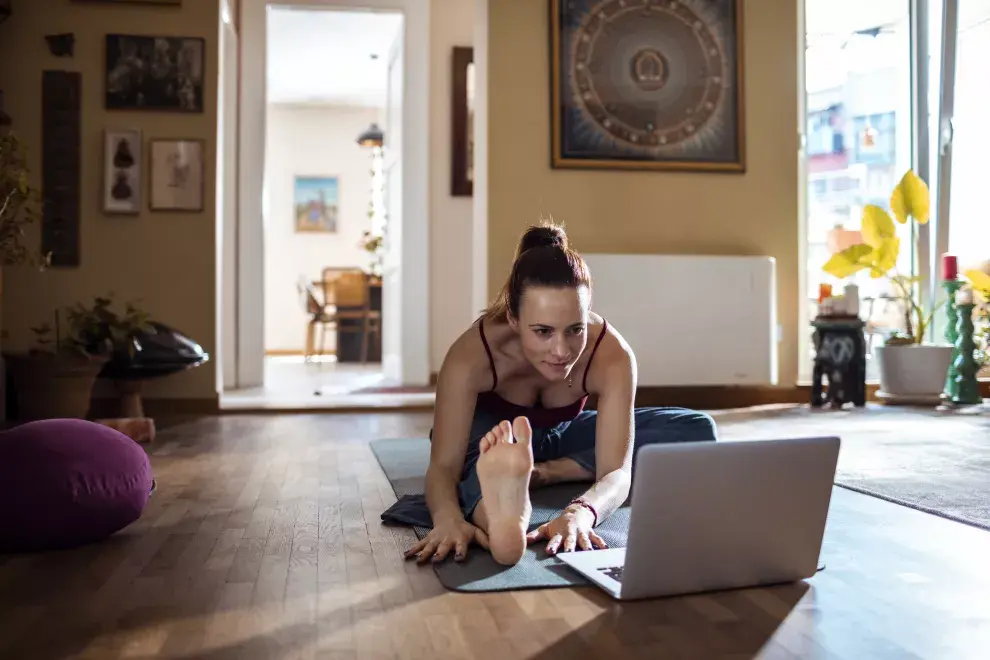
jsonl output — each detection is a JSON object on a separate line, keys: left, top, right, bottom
{"left": 2, "top": 412, "right": 990, "bottom": 659}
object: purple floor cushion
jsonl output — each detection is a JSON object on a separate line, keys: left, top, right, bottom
{"left": 0, "top": 418, "right": 154, "bottom": 553}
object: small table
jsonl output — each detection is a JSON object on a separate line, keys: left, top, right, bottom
{"left": 811, "top": 315, "right": 867, "bottom": 408}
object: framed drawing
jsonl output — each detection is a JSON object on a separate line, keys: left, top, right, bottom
{"left": 294, "top": 176, "right": 339, "bottom": 233}
{"left": 103, "top": 129, "right": 142, "bottom": 214}
{"left": 451, "top": 46, "right": 474, "bottom": 196}
{"left": 149, "top": 138, "right": 204, "bottom": 211}
{"left": 105, "top": 34, "right": 204, "bottom": 112}
{"left": 550, "top": 0, "right": 745, "bottom": 172}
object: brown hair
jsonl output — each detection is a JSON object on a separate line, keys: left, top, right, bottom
{"left": 482, "top": 221, "right": 592, "bottom": 320}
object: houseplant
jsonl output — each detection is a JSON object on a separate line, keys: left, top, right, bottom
{"left": 822, "top": 169, "right": 952, "bottom": 400}
{"left": 1, "top": 126, "right": 47, "bottom": 269}
{"left": 963, "top": 266, "right": 990, "bottom": 372}
{"left": 3, "top": 308, "right": 110, "bottom": 420}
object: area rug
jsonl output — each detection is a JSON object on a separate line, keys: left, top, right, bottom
{"left": 370, "top": 438, "right": 630, "bottom": 592}
{"left": 712, "top": 403, "right": 990, "bottom": 532}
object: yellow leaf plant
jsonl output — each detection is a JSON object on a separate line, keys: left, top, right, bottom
{"left": 963, "top": 268, "right": 990, "bottom": 368}
{"left": 822, "top": 169, "right": 941, "bottom": 345}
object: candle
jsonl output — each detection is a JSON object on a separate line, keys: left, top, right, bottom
{"left": 955, "top": 287, "right": 974, "bottom": 305}
{"left": 943, "top": 253, "right": 958, "bottom": 280}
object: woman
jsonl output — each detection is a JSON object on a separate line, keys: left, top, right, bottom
{"left": 381, "top": 222, "right": 718, "bottom": 566}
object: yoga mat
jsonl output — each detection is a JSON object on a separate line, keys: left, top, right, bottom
{"left": 370, "top": 438, "right": 631, "bottom": 592}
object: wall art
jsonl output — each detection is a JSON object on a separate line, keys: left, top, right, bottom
{"left": 41, "top": 70, "right": 82, "bottom": 267}
{"left": 103, "top": 129, "right": 142, "bottom": 214}
{"left": 451, "top": 46, "right": 474, "bottom": 196}
{"left": 150, "top": 138, "right": 204, "bottom": 211}
{"left": 294, "top": 176, "right": 339, "bottom": 233}
{"left": 105, "top": 33, "right": 204, "bottom": 112}
{"left": 550, "top": 0, "right": 746, "bottom": 172}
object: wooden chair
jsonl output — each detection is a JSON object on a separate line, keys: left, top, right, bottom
{"left": 297, "top": 278, "right": 332, "bottom": 362}
{"left": 319, "top": 268, "right": 382, "bottom": 363}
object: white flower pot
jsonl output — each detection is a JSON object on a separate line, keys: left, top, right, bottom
{"left": 874, "top": 344, "right": 954, "bottom": 397}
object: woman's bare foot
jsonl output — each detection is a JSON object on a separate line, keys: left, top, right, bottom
{"left": 475, "top": 417, "right": 534, "bottom": 565}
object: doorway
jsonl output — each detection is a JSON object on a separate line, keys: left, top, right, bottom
{"left": 219, "top": 0, "right": 432, "bottom": 410}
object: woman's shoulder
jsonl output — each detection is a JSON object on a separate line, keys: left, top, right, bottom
{"left": 585, "top": 313, "right": 635, "bottom": 391}
{"left": 437, "top": 317, "right": 499, "bottom": 392}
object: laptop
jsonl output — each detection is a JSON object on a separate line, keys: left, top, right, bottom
{"left": 556, "top": 436, "right": 840, "bottom": 601}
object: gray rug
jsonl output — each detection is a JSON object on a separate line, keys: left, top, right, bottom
{"left": 370, "top": 438, "right": 627, "bottom": 592}
{"left": 713, "top": 403, "right": 990, "bottom": 532}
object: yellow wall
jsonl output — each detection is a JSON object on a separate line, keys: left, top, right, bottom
{"left": 0, "top": 1, "right": 220, "bottom": 401}
{"left": 486, "top": 1, "right": 802, "bottom": 386}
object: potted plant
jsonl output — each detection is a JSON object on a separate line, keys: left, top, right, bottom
{"left": 822, "top": 169, "right": 952, "bottom": 400}
{"left": 3, "top": 309, "right": 110, "bottom": 420}
{"left": 963, "top": 265, "right": 990, "bottom": 375}
{"left": 1, "top": 126, "right": 48, "bottom": 270}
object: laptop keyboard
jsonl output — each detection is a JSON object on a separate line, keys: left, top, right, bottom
{"left": 599, "top": 566, "right": 623, "bottom": 582}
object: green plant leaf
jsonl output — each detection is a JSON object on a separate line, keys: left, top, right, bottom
{"left": 861, "top": 205, "right": 896, "bottom": 248}
{"left": 890, "top": 169, "right": 930, "bottom": 224}
{"left": 823, "top": 244, "right": 873, "bottom": 279}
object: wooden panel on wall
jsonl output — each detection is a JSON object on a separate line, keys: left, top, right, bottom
{"left": 41, "top": 70, "right": 82, "bottom": 268}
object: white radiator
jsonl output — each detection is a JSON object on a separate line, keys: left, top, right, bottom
{"left": 582, "top": 254, "right": 778, "bottom": 387}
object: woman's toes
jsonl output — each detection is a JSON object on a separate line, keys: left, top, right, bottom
{"left": 498, "top": 420, "right": 513, "bottom": 444}
{"left": 480, "top": 432, "right": 495, "bottom": 453}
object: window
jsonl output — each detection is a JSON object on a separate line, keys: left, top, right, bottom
{"left": 802, "top": 1, "right": 916, "bottom": 381}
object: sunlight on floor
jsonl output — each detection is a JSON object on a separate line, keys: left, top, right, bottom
{"left": 220, "top": 355, "right": 434, "bottom": 410}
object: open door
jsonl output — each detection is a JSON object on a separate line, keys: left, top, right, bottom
{"left": 381, "top": 25, "right": 404, "bottom": 383}
{"left": 218, "top": 0, "right": 239, "bottom": 392}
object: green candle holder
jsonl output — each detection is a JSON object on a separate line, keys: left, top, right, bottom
{"left": 953, "top": 302, "right": 982, "bottom": 405}
{"left": 943, "top": 279, "right": 964, "bottom": 399}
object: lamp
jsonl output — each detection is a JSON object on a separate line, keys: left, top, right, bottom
{"left": 356, "top": 122, "right": 384, "bottom": 148}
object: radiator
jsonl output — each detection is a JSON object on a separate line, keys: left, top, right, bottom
{"left": 581, "top": 254, "right": 778, "bottom": 387}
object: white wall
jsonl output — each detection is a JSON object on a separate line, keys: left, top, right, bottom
{"left": 263, "top": 103, "right": 382, "bottom": 352}
{"left": 430, "top": 0, "right": 476, "bottom": 373}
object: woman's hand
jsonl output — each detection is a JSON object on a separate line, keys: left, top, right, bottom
{"left": 525, "top": 504, "right": 608, "bottom": 555}
{"left": 404, "top": 516, "right": 490, "bottom": 564}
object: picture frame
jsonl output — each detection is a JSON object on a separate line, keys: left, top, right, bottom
{"left": 102, "top": 129, "right": 142, "bottom": 214}
{"left": 451, "top": 46, "right": 474, "bottom": 197}
{"left": 105, "top": 33, "right": 205, "bottom": 112}
{"left": 149, "top": 138, "right": 204, "bottom": 212}
{"left": 294, "top": 176, "right": 339, "bottom": 233}
{"left": 75, "top": 1, "right": 181, "bottom": 5}
{"left": 549, "top": 0, "right": 746, "bottom": 172}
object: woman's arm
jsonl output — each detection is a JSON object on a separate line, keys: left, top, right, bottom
{"left": 568, "top": 343, "right": 636, "bottom": 525}
{"left": 525, "top": 330, "right": 638, "bottom": 554}
{"left": 405, "top": 331, "right": 492, "bottom": 563}
{"left": 426, "top": 352, "right": 481, "bottom": 523}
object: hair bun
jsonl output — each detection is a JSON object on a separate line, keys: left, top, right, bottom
{"left": 517, "top": 223, "right": 568, "bottom": 256}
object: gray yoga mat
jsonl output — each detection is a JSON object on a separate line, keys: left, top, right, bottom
{"left": 370, "top": 438, "right": 631, "bottom": 592}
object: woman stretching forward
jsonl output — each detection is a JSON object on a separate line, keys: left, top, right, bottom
{"left": 381, "top": 222, "right": 718, "bottom": 565}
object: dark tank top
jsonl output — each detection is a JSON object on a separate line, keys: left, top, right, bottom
{"left": 474, "top": 318, "right": 608, "bottom": 428}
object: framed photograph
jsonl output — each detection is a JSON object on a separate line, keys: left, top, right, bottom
{"left": 105, "top": 34, "right": 204, "bottom": 112}
{"left": 294, "top": 176, "right": 339, "bottom": 233}
{"left": 103, "top": 129, "right": 142, "bottom": 214}
{"left": 451, "top": 46, "right": 474, "bottom": 197}
{"left": 149, "top": 139, "right": 204, "bottom": 211}
{"left": 74, "top": 1, "right": 181, "bottom": 5}
{"left": 550, "top": 0, "right": 745, "bottom": 172}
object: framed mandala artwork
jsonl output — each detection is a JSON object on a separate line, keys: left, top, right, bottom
{"left": 550, "top": 0, "right": 745, "bottom": 172}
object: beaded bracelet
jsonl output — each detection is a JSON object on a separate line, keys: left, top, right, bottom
{"left": 569, "top": 497, "right": 598, "bottom": 527}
